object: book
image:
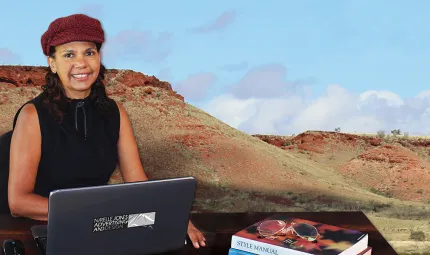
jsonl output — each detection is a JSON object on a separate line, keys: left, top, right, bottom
{"left": 231, "top": 214, "right": 368, "bottom": 255}
{"left": 228, "top": 246, "right": 371, "bottom": 255}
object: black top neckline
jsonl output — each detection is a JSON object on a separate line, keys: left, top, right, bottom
{"left": 65, "top": 94, "right": 92, "bottom": 104}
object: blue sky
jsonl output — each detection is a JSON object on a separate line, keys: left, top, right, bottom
{"left": 1, "top": 0, "right": 430, "bottom": 135}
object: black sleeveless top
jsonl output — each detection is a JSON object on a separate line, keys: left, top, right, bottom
{"left": 13, "top": 91, "right": 120, "bottom": 198}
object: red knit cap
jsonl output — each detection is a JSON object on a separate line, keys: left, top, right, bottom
{"left": 41, "top": 14, "right": 105, "bottom": 56}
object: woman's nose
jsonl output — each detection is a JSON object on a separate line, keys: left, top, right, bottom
{"left": 74, "top": 56, "right": 87, "bottom": 67}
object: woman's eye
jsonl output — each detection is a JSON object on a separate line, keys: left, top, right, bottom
{"left": 64, "top": 53, "right": 73, "bottom": 58}
{"left": 86, "top": 51, "right": 95, "bottom": 56}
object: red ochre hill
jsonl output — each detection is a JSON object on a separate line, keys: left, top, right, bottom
{"left": 1, "top": 66, "right": 429, "bottom": 254}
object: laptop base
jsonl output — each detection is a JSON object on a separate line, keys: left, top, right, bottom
{"left": 31, "top": 225, "right": 48, "bottom": 254}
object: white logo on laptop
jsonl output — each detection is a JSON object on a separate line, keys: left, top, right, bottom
{"left": 92, "top": 212, "right": 156, "bottom": 232}
{"left": 128, "top": 212, "right": 156, "bottom": 228}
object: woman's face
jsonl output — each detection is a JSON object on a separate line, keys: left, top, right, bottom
{"left": 48, "top": 41, "right": 101, "bottom": 99}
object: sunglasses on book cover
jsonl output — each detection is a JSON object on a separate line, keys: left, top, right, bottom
{"left": 256, "top": 220, "right": 320, "bottom": 243}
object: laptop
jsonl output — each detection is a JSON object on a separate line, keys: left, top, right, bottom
{"left": 30, "top": 176, "right": 197, "bottom": 255}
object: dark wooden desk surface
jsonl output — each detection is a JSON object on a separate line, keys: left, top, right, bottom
{"left": 0, "top": 211, "right": 398, "bottom": 254}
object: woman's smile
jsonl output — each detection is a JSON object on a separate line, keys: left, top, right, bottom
{"left": 71, "top": 72, "right": 92, "bottom": 82}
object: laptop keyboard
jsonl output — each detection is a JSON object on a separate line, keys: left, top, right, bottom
{"left": 36, "top": 236, "right": 48, "bottom": 254}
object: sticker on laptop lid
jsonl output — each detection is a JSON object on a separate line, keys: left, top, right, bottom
{"left": 92, "top": 212, "right": 156, "bottom": 232}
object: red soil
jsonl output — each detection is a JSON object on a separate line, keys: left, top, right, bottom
{"left": 254, "top": 131, "right": 381, "bottom": 154}
{"left": 255, "top": 131, "right": 430, "bottom": 202}
{"left": 340, "top": 144, "right": 430, "bottom": 201}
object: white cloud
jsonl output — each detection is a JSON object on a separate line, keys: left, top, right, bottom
{"left": 416, "top": 90, "right": 430, "bottom": 99}
{"left": 102, "top": 30, "right": 173, "bottom": 65}
{"left": 231, "top": 63, "right": 289, "bottom": 99}
{"left": 200, "top": 65, "right": 430, "bottom": 135}
{"left": 189, "top": 10, "right": 237, "bottom": 34}
{"left": 202, "top": 94, "right": 258, "bottom": 128}
{"left": 291, "top": 85, "right": 356, "bottom": 131}
{"left": 238, "top": 96, "right": 304, "bottom": 134}
{"left": 359, "top": 90, "right": 404, "bottom": 107}
{"left": 0, "top": 48, "right": 21, "bottom": 65}
{"left": 173, "top": 72, "right": 217, "bottom": 101}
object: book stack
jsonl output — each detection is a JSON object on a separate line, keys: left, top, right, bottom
{"left": 228, "top": 214, "right": 372, "bottom": 255}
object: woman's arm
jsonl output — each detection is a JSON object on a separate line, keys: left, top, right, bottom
{"left": 116, "top": 101, "right": 149, "bottom": 182}
{"left": 115, "top": 101, "right": 206, "bottom": 248}
{"left": 8, "top": 103, "right": 48, "bottom": 221}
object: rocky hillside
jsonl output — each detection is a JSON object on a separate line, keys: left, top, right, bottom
{"left": 1, "top": 65, "right": 429, "bottom": 254}
{"left": 253, "top": 131, "right": 430, "bottom": 202}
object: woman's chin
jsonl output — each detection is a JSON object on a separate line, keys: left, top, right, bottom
{"left": 66, "top": 85, "right": 93, "bottom": 97}
{"left": 70, "top": 80, "right": 96, "bottom": 90}
{"left": 73, "top": 84, "right": 92, "bottom": 91}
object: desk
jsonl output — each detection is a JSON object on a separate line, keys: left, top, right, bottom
{"left": 0, "top": 211, "right": 398, "bottom": 254}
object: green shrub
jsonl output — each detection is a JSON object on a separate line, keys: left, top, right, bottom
{"left": 377, "top": 130, "right": 385, "bottom": 138}
{"left": 283, "top": 141, "right": 292, "bottom": 146}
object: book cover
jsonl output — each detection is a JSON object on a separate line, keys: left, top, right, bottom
{"left": 229, "top": 247, "right": 257, "bottom": 254}
{"left": 229, "top": 246, "right": 372, "bottom": 255}
{"left": 231, "top": 214, "right": 368, "bottom": 255}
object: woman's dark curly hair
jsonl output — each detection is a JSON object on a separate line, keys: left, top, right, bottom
{"left": 41, "top": 43, "right": 117, "bottom": 123}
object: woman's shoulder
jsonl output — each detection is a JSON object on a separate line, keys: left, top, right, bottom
{"left": 13, "top": 102, "right": 39, "bottom": 130}
{"left": 112, "top": 99, "right": 134, "bottom": 122}
{"left": 22, "top": 91, "right": 46, "bottom": 110}
{"left": 113, "top": 99, "right": 124, "bottom": 113}
{"left": 12, "top": 91, "right": 49, "bottom": 129}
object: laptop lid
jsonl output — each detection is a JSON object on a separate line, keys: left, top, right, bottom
{"left": 45, "top": 176, "right": 196, "bottom": 255}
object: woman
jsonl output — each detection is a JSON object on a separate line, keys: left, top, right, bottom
{"left": 7, "top": 13, "right": 206, "bottom": 249}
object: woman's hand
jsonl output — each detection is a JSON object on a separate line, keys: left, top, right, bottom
{"left": 187, "top": 220, "right": 206, "bottom": 248}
